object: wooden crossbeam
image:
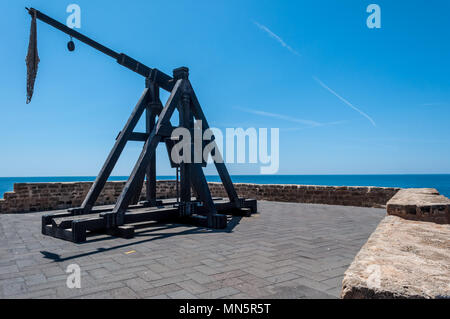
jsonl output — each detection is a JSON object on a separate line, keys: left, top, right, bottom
{"left": 128, "top": 132, "right": 149, "bottom": 141}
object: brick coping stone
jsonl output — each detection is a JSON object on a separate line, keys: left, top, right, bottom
{"left": 387, "top": 188, "right": 450, "bottom": 224}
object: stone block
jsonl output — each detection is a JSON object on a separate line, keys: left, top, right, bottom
{"left": 342, "top": 215, "right": 450, "bottom": 299}
{"left": 387, "top": 188, "right": 450, "bottom": 224}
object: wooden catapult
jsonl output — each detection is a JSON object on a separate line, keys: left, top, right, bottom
{"left": 26, "top": 8, "right": 257, "bottom": 243}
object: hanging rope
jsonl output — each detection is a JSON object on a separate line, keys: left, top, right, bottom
{"left": 25, "top": 10, "right": 40, "bottom": 104}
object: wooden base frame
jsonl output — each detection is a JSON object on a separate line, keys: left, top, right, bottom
{"left": 42, "top": 198, "right": 257, "bottom": 243}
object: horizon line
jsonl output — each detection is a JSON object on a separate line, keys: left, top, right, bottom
{"left": 1, "top": 173, "right": 450, "bottom": 178}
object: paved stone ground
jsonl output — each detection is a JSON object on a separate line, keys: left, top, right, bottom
{"left": 0, "top": 201, "right": 385, "bottom": 299}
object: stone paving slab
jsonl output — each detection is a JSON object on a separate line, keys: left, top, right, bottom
{"left": 0, "top": 201, "right": 385, "bottom": 299}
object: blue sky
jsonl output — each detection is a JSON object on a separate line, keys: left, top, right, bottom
{"left": 1, "top": 0, "right": 449, "bottom": 176}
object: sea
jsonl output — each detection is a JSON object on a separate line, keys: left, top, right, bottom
{"left": 1, "top": 175, "right": 449, "bottom": 199}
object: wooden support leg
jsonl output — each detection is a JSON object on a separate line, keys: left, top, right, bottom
{"left": 189, "top": 87, "right": 240, "bottom": 205}
{"left": 190, "top": 163, "right": 227, "bottom": 228}
{"left": 72, "top": 220, "right": 87, "bottom": 243}
{"left": 190, "top": 163, "right": 217, "bottom": 214}
{"left": 130, "top": 170, "right": 146, "bottom": 205}
{"left": 145, "top": 81, "right": 159, "bottom": 205}
{"left": 112, "top": 134, "right": 161, "bottom": 225}
{"left": 145, "top": 153, "right": 157, "bottom": 203}
{"left": 79, "top": 89, "right": 151, "bottom": 213}
{"left": 179, "top": 91, "right": 193, "bottom": 203}
{"left": 111, "top": 79, "right": 185, "bottom": 225}
{"left": 128, "top": 81, "right": 159, "bottom": 206}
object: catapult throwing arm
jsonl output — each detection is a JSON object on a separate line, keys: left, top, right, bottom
{"left": 25, "top": 7, "right": 175, "bottom": 91}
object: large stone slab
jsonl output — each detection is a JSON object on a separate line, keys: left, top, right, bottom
{"left": 341, "top": 215, "right": 450, "bottom": 299}
{"left": 387, "top": 188, "right": 450, "bottom": 224}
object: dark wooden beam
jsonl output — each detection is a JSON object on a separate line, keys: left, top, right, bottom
{"left": 27, "top": 8, "right": 176, "bottom": 92}
{"left": 173, "top": 67, "right": 192, "bottom": 203}
{"left": 190, "top": 163, "right": 218, "bottom": 220}
{"left": 112, "top": 79, "right": 186, "bottom": 225}
{"left": 179, "top": 94, "right": 192, "bottom": 202}
{"left": 146, "top": 81, "right": 158, "bottom": 204}
{"left": 132, "top": 80, "right": 159, "bottom": 205}
{"left": 189, "top": 85, "right": 239, "bottom": 205}
{"left": 27, "top": 8, "right": 119, "bottom": 60}
{"left": 128, "top": 132, "right": 149, "bottom": 141}
{"left": 80, "top": 89, "right": 151, "bottom": 213}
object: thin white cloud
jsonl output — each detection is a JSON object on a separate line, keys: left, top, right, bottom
{"left": 282, "top": 121, "right": 346, "bottom": 131}
{"left": 313, "top": 76, "right": 376, "bottom": 127}
{"left": 253, "top": 21, "right": 300, "bottom": 56}
{"left": 422, "top": 102, "right": 445, "bottom": 106}
{"left": 237, "top": 107, "right": 341, "bottom": 128}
